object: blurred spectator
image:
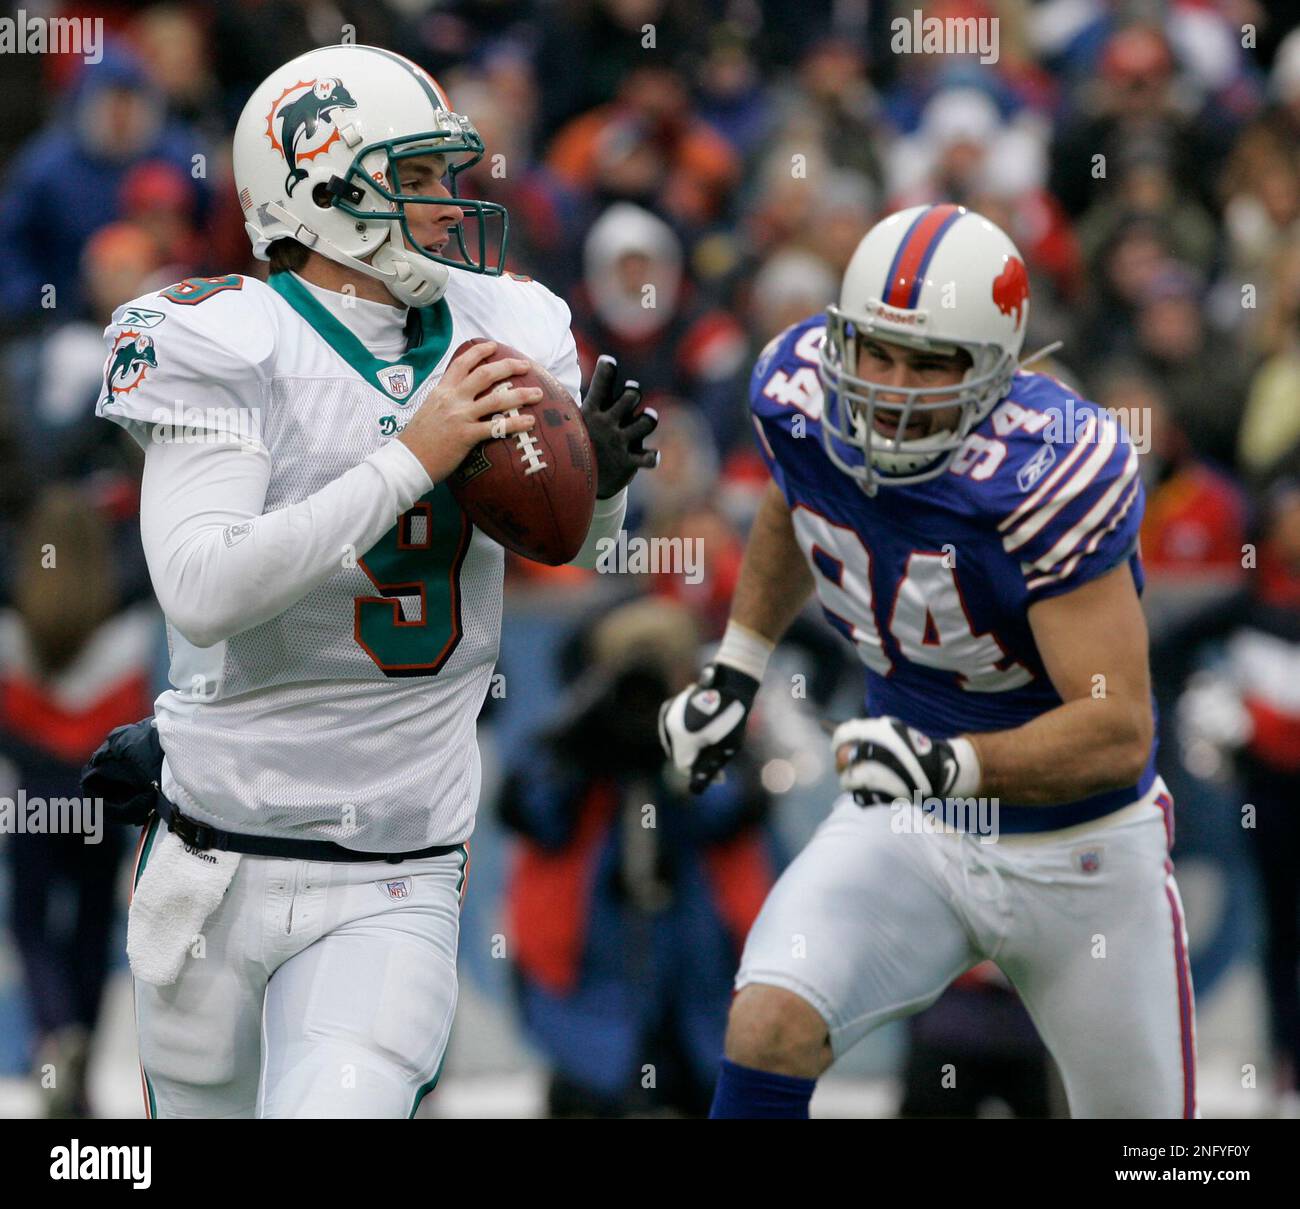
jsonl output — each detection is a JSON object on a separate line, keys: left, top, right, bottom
{"left": 1076, "top": 136, "right": 1218, "bottom": 279}
{"left": 747, "top": 248, "right": 837, "bottom": 346}
{"left": 119, "top": 160, "right": 204, "bottom": 280}
{"left": 0, "top": 45, "right": 209, "bottom": 326}
{"left": 450, "top": 62, "right": 579, "bottom": 292}
{"left": 500, "top": 597, "right": 778, "bottom": 1116}
{"left": 548, "top": 64, "right": 740, "bottom": 231}
{"left": 1122, "top": 368, "right": 1249, "bottom": 637}
{"left": 694, "top": 24, "right": 773, "bottom": 161}
{"left": 1239, "top": 268, "right": 1300, "bottom": 485}
{"left": 1155, "top": 481, "right": 1300, "bottom": 1112}
{"left": 128, "top": 4, "right": 222, "bottom": 141}
{"left": 1077, "top": 215, "right": 1173, "bottom": 356}
{"left": 1259, "top": 27, "right": 1300, "bottom": 149}
{"left": 0, "top": 485, "right": 158, "bottom": 1116}
{"left": 570, "top": 203, "right": 748, "bottom": 455}
{"left": 3, "top": 221, "right": 163, "bottom": 481}
{"left": 1049, "top": 24, "right": 1226, "bottom": 220}
{"left": 1131, "top": 262, "right": 1248, "bottom": 470}
{"left": 1219, "top": 129, "right": 1300, "bottom": 344}
{"left": 534, "top": 0, "right": 707, "bottom": 134}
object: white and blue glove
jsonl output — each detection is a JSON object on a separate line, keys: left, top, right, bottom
{"left": 832, "top": 717, "right": 980, "bottom": 806}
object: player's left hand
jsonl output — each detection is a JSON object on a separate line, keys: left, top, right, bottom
{"left": 832, "top": 717, "right": 977, "bottom": 806}
{"left": 581, "top": 354, "right": 659, "bottom": 498}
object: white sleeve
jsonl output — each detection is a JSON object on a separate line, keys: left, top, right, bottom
{"left": 140, "top": 435, "right": 432, "bottom": 648}
{"left": 547, "top": 318, "right": 582, "bottom": 403}
{"left": 567, "top": 488, "right": 627, "bottom": 570}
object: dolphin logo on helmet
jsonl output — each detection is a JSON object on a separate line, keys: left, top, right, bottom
{"left": 265, "top": 77, "right": 358, "bottom": 196}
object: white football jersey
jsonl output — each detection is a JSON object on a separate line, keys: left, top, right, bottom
{"left": 98, "top": 269, "right": 579, "bottom": 850}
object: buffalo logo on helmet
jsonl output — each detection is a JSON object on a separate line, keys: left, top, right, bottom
{"left": 264, "top": 77, "right": 358, "bottom": 196}
{"left": 102, "top": 331, "right": 158, "bottom": 404}
{"left": 991, "top": 255, "right": 1029, "bottom": 331}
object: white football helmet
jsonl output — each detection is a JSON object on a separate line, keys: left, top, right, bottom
{"left": 818, "top": 204, "right": 1031, "bottom": 493}
{"left": 233, "top": 44, "right": 506, "bottom": 307}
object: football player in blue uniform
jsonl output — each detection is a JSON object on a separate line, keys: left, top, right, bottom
{"left": 660, "top": 204, "right": 1197, "bottom": 1119}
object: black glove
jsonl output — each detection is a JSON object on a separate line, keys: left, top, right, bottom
{"left": 581, "top": 354, "right": 659, "bottom": 498}
{"left": 658, "top": 663, "right": 760, "bottom": 793}
{"left": 80, "top": 716, "right": 164, "bottom": 826}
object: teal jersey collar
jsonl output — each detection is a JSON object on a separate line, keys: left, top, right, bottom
{"left": 269, "top": 271, "right": 453, "bottom": 403}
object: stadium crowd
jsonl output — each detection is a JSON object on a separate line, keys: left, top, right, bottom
{"left": 0, "top": 0, "right": 1296, "bottom": 1117}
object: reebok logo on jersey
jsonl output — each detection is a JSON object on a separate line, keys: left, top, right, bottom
{"left": 1017, "top": 442, "right": 1056, "bottom": 492}
{"left": 223, "top": 522, "right": 253, "bottom": 548}
{"left": 118, "top": 307, "right": 167, "bottom": 329}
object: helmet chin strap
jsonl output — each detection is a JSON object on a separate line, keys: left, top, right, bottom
{"left": 251, "top": 201, "right": 451, "bottom": 307}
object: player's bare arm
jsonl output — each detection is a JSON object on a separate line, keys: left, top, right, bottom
{"left": 961, "top": 561, "right": 1154, "bottom": 804}
{"left": 658, "top": 479, "right": 812, "bottom": 792}
{"left": 730, "top": 480, "right": 815, "bottom": 644}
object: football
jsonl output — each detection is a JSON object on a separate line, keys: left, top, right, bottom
{"left": 447, "top": 339, "right": 597, "bottom": 565}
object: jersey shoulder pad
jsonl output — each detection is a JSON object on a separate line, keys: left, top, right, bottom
{"left": 747, "top": 315, "right": 832, "bottom": 498}
{"left": 442, "top": 269, "right": 572, "bottom": 368}
{"left": 977, "top": 371, "right": 1144, "bottom": 601}
{"left": 749, "top": 314, "right": 826, "bottom": 426}
{"left": 98, "top": 274, "right": 276, "bottom": 439}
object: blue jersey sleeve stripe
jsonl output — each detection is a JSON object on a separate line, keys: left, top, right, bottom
{"left": 1002, "top": 418, "right": 1121, "bottom": 554}
{"left": 1023, "top": 443, "right": 1139, "bottom": 573}
{"left": 1024, "top": 477, "right": 1142, "bottom": 591}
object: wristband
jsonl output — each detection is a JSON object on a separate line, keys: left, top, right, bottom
{"left": 949, "top": 736, "right": 982, "bottom": 798}
{"left": 714, "top": 620, "right": 774, "bottom": 684}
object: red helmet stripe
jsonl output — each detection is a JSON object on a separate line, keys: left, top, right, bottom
{"left": 882, "top": 204, "right": 964, "bottom": 309}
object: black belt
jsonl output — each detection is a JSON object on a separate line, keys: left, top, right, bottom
{"left": 153, "top": 791, "right": 460, "bottom": 864}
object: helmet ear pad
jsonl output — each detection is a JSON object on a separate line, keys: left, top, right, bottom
{"left": 370, "top": 241, "right": 450, "bottom": 307}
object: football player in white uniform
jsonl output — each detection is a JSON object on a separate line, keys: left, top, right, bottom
{"left": 98, "top": 44, "right": 656, "bottom": 1118}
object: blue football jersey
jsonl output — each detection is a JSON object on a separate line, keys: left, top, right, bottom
{"left": 751, "top": 315, "right": 1157, "bottom": 832}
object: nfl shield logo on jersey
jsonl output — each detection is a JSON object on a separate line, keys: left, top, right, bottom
{"left": 377, "top": 877, "right": 412, "bottom": 901}
{"left": 1073, "top": 847, "right": 1103, "bottom": 874}
{"left": 376, "top": 364, "right": 414, "bottom": 399}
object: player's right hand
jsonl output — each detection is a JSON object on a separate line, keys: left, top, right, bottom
{"left": 658, "top": 663, "right": 760, "bottom": 793}
{"left": 398, "top": 341, "right": 542, "bottom": 483}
